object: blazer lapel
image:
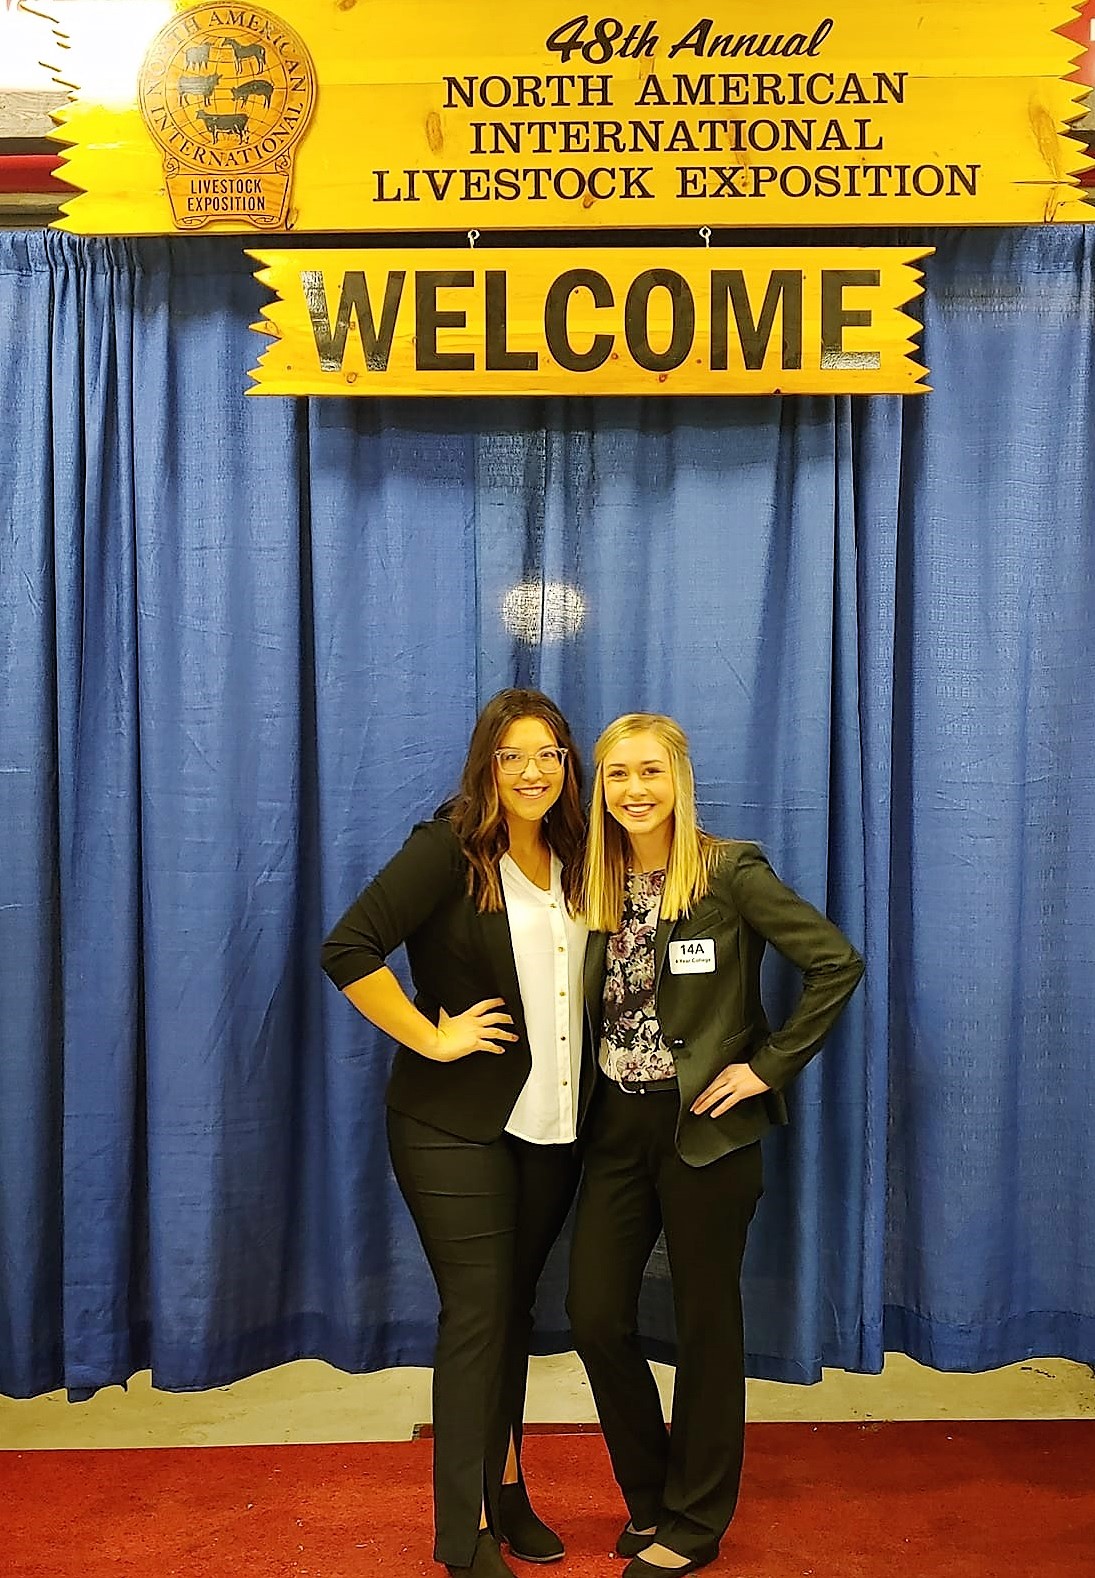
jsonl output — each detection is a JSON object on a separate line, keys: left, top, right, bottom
{"left": 584, "top": 931, "right": 609, "bottom": 1041}
{"left": 654, "top": 914, "right": 676, "bottom": 993}
{"left": 477, "top": 906, "right": 529, "bottom": 1046}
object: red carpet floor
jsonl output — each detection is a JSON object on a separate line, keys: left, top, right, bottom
{"left": 1, "top": 1422, "right": 1093, "bottom": 1578}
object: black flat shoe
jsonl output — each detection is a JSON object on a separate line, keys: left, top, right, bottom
{"left": 616, "top": 1522, "right": 659, "bottom": 1558}
{"left": 445, "top": 1531, "right": 517, "bottom": 1577}
{"left": 621, "top": 1549, "right": 717, "bottom": 1578}
{"left": 497, "top": 1482, "right": 565, "bottom": 1563}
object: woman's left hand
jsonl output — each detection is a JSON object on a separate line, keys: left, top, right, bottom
{"left": 691, "top": 1063, "right": 770, "bottom": 1118}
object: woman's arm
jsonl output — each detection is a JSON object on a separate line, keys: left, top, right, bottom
{"left": 342, "top": 967, "right": 516, "bottom": 1061}
{"left": 692, "top": 842, "right": 863, "bottom": 1116}
{"left": 322, "top": 819, "right": 517, "bottom": 1061}
{"left": 321, "top": 819, "right": 460, "bottom": 989}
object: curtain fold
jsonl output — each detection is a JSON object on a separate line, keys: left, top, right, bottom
{"left": 1, "top": 227, "right": 1093, "bottom": 1398}
{"left": 880, "top": 225, "right": 1095, "bottom": 1367}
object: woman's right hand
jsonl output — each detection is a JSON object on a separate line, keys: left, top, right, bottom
{"left": 429, "top": 1000, "right": 517, "bottom": 1062}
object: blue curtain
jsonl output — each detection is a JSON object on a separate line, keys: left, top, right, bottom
{"left": 1, "top": 227, "right": 1093, "bottom": 1398}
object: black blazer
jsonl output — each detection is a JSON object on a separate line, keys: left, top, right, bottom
{"left": 322, "top": 818, "right": 592, "bottom": 1142}
{"left": 585, "top": 841, "right": 864, "bottom": 1167}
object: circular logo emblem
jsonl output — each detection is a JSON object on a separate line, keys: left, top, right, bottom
{"left": 139, "top": 4, "right": 316, "bottom": 228}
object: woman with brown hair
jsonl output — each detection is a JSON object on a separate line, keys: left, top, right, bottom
{"left": 322, "top": 690, "right": 588, "bottom": 1578}
{"left": 569, "top": 712, "right": 863, "bottom": 1577}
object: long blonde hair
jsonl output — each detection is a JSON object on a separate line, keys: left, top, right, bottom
{"left": 581, "top": 713, "right": 726, "bottom": 933}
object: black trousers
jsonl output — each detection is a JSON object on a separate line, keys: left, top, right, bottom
{"left": 567, "top": 1079, "right": 763, "bottom": 1562}
{"left": 387, "top": 1108, "right": 580, "bottom": 1567}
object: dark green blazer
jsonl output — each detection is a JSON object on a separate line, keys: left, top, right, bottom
{"left": 584, "top": 841, "right": 864, "bottom": 1167}
{"left": 322, "top": 818, "right": 594, "bottom": 1142}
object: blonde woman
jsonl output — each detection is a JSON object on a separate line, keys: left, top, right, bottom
{"left": 567, "top": 713, "right": 863, "bottom": 1577}
{"left": 323, "top": 690, "right": 589, "bottom": 1577}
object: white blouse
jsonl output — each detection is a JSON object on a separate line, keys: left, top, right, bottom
{"left": 500, "top": 852, "right": 587, "bottom": 1145}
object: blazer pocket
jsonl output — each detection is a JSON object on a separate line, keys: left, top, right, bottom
{"left": 720, "top": 1024, "right": 756, "bottom": 1061}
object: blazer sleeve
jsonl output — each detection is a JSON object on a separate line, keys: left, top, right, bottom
{"left": 320, "top": 819, "right": 466, "bottom": 991}
{"left": 724, "top": 842, "right": 864, "bottom": 1092}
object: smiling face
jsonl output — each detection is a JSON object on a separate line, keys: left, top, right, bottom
{"left": 601, "top": 730, "right": 676, "bottom": 860}
{"left": 493, "top": 715, "right": 565, "bottom": 831}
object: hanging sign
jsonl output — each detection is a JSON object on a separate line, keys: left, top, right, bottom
{"left": 45, "top": 1, "right": 1091, "bottom": 232}
{"left": 246, "top": 245, "right": 932, "bottom": 395}
{"left": 135, "top": 6, "right": 316, "bottom": 229}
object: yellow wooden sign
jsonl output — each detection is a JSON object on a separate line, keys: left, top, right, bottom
{"left": 45, "top": 1, "right": 1091, "bottom": 231}
{"left": 247, "top": 246, "right": 932, "bottom": 395}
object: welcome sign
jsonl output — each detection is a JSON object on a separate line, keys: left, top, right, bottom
{"left": 47, "top": 1, "right": 1091, "bottom": 232}
{"left": 247, "top": 246, "right": 931, "bottom": 395}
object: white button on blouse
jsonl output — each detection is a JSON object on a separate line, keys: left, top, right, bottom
{"left": 500, "top": 853, "right": 587, "bottom": 1145}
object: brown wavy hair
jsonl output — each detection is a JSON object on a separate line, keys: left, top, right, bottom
{"left": 449, "top": 689, "right": 585, "bottom": 913}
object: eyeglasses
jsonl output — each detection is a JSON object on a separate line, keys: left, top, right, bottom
{"left": 494, "top": 747, "right": 568, "bottom": 775}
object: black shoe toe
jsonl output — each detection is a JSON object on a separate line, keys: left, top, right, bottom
{"left": 621, "top": 1549, "right": 716, "bottom": 1578}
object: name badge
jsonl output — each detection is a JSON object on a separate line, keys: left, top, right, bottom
{"left": 668, "top": 939, "right": 715, "bottom": 975}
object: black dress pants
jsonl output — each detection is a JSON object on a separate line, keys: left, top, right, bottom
{"left": 387, "top": 1108, "right": 580, "bottom": 1567}
{"left": 567, "top": 1079, "right": 762, "bottom": 1562}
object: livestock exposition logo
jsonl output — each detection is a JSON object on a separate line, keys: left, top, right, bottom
{"left": 138, "top": 5, "right": 316, "bottom": 230}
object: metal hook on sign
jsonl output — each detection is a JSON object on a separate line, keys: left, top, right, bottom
{"left": 467, "top": 229, "right": 480, "bottom": 250}
{"left": 699, "top": 226, "right": 712, "bottom": 248}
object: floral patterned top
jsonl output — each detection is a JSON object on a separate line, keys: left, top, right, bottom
{"left": 599, "top": 869, "right": 677, "bottom": 1084}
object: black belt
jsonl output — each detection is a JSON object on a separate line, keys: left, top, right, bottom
{"left": 613, "top": 1075, "right": 679, "bottom": 1096}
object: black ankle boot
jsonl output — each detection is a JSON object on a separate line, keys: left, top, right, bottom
{"left": 444, "top": 1531, "right": 517, "bottom": 1577}
{"left": 497, "top": 1482, "right": 565, "bottom": 1563}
